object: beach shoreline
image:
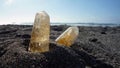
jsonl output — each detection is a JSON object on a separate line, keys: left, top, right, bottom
{"left": 0, "top": 25, "right": 120, "bottom": 68}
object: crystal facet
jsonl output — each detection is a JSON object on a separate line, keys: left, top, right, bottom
{"left": 29, "top": 11, "right": 50, "bottom": 53}
{"left": 55, "top": 27, "right": 79, "bottom": 47}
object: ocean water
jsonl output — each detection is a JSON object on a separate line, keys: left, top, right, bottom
{"left": 20, "top": 22, "right": 120, "bottom": 27}
{"left": 51, "top": 23, "right": 120, "bottom": 27}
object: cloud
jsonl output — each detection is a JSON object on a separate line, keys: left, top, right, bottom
{"left": 5, "top": 0, "right": 14, "bottom": 5}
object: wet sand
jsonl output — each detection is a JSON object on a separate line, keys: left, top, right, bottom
{"left": 0, "top": 25, "right": 120, "bottom": 68}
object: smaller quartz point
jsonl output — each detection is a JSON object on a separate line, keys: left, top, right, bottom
{"left": 29, "top": 11, "right": 50, "bottom": 53}
{"left": 55, "top": 27, "right": 79, "bottom": 47}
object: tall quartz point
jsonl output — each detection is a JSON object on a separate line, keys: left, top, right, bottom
{"left": 29, "top": 11, "right": 50, "bottom": 53}
{"left": 55, "top": 27, "right": 79, "bottom": 47}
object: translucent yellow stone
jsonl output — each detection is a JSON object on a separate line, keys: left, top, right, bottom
{"left": 55, "top": 27, "right": 79, "bottom": 47}
{"left": 29, "top": 11, "right": 50, "bottom": 53}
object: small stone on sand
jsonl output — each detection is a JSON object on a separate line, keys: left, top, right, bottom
{"left": 55, "top": 27, "right": 79, "bottom": 47}
{"left": 29, "top": 11, "right": 50, "bottom": 53}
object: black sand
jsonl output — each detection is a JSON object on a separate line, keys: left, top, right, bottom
{"left": 0, "top": 25, "right": 120, "bottom": 68}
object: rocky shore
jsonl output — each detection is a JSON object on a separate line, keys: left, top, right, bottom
{"left": 0, "top": 25, "right": 120, "bottom": 68}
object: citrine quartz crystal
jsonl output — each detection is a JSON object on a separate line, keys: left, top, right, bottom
{"left": 55, "top": 27, "right": 79, "bottom": 47}
{"left": 29, "top": 11, "right": 50, "bottom": 53}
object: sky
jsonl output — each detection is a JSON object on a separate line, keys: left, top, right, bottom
{"left": 0, "top": 0, "right": 120, "bottom": 24}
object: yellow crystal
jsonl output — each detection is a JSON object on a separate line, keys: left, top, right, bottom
{"left": 29, "top": 11, "right": 50, "bottom": 53}
{"left": 55, "top": 27, "right": 79, "bottom": 47}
